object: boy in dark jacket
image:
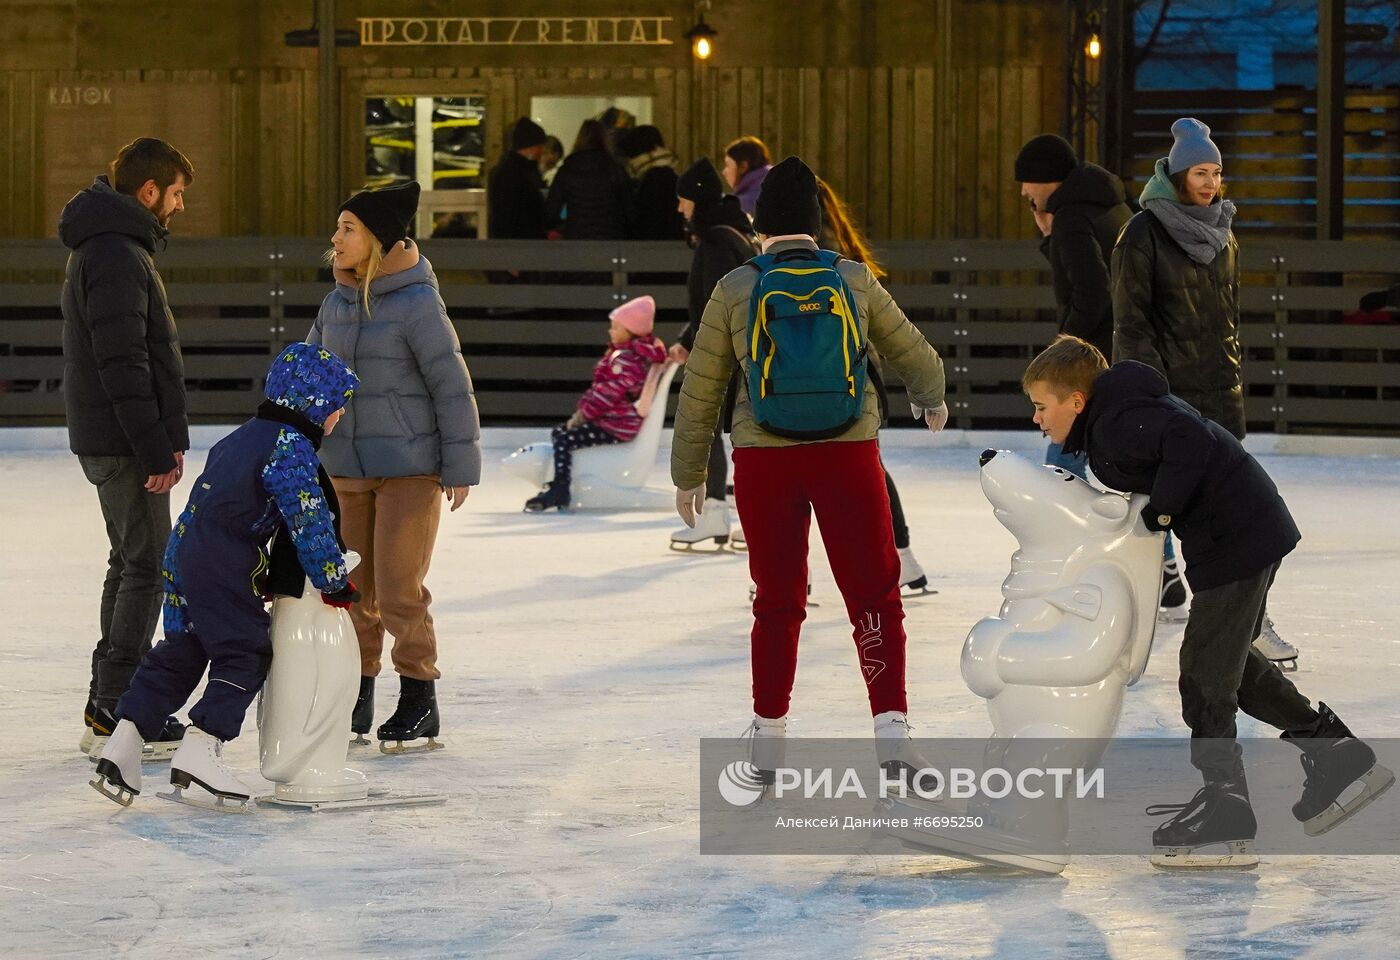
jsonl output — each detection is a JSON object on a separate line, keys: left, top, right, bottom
{"left": 91, "top": 343, "right": 361, "bottom": 810}
{"left": 1022, "top": 335, "right": 1393, "bottom": 867}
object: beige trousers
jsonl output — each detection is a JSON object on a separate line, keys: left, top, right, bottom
{"left": 332, "top": 475, "right": 443, "bottom": 680}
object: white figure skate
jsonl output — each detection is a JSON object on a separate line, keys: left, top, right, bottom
{"left": 163, "top": 727, "right": 257, "bottom": 813}
{"left": 670, "top": 499, "right": 731, "bottom": 551}
{"left": 1252, "top": 615, "right": 1298, "bottom": 671}
{"left": 898, "top": 547, "right": 937, "bottom": 597}
{"left": 90, "top": 719, "right": 144, "bottom": 807}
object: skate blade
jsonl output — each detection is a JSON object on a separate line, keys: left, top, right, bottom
{"left": 1151, "top": 839, "right": 1258, "bottom": 869}
{"left": 350, "top": 733, "right": 372, "bottom": 746}
{"left": 901, "top": 586, "right": 939, "bottom": 599}
{"left": 1157, "top": 607, "right": 1189, "bottom": 624}
{"left": 668, "top": 537, "right": 729, "bottom": 553}
{"left": 379, "top": 736, "right": 445, "bottom": 756}
{"left": 1272, "top": 658, "right": 1299, "bottom": 673}
{"left": 1303, "top": 763, "right": 1396, "bottom": 837}
{"left": 158, "top": 785, "right": 254, "bottom": 814}
{"left": 883, "top": 823, "right": 1068, "bottom": 874}
{"left": 89, "top": 775, "right": 136, "bottom": 807}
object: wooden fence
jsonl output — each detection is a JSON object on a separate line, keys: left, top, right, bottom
{"left": 2, "top": 238, "right": 1399, "bottom": 434}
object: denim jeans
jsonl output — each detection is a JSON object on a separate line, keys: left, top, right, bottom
{"left": 78, "top": 455, "right": 171, "bottom": 708}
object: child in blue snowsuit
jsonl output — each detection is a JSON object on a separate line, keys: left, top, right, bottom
{"left": 99, "top": 343, "right": 359, "bottom": 801}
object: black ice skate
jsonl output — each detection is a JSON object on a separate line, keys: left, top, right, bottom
{"left": 1157, "top": 559, "right": 1188, "bottom": 623}
{"left": 351, "top": 675, "right": 375, "bottom": 746}
{"left": 1283, "top": 703, "right": 1395, "bottom": 836}
{"left": 377, "top": 677, "right": 444, "bottom": 755}
{"left": 85, "top": 704, "right": 185, "bottom": 762}
{"left": 524, "top": 480, "right": 570, "bottom": 513}
{"left": 1147, "top": 778, "right": 1258, "bottom": 869}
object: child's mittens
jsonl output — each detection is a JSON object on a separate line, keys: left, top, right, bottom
{"left": 321, "top": 581, "right": 361, "bottom": 609}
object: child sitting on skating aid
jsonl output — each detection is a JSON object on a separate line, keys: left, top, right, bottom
{"left": 91, "top": 342, "right": 361, "bottom": 809}
{"left": 524, "top": 294, "right": 667, "bottom": 511}
{"left": 1023, "top": 334, "right": 1393, "bottom": 867}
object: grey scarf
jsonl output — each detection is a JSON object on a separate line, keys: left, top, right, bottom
{"left": 1143, "top": 196, "right": 1236, "bottom": 265}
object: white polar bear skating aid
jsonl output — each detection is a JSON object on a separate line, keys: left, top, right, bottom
{"left": 884, "top": 450, "right": 1163, "bottom": 873}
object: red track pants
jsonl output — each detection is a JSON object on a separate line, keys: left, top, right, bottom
{"left": 732, "top": 439, "right": 908, "bottom": 719}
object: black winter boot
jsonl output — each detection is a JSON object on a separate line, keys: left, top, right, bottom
{"left": 376, "top": 677, "right": 443, "bottom": 754}
{"left": 351, "top": 676, "right": 375, "bottom": 744}
{"left": 1282, "top": 702, "right": 1395, "bottom": 836}
{"left": 1147, "top": 774, "right": 1258, "bottom": 868}
{"left": 524, "top": 480, "right": 570, "bottom": 513}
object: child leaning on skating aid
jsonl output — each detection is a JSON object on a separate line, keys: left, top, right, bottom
{"left": 1022, "top": 334, "right": 1394, "bottom": 868}
{"left": 523, "top": 294, "right": 667, "bottom": 512}
{"left": 91, "top": 342, "right": 361, "bottom": 810}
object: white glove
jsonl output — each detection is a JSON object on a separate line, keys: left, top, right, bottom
{"left": 675, "top": 484, "right": 706, "bottom": 527}
{"left": 911, "top": 401, "right": 949, "bottom": 433}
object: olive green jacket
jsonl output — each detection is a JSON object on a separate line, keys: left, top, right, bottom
{"left": 671, "top": 238, "right": 946, "bottom": 489}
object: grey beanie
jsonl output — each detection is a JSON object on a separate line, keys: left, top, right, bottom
{"left": 1167, "top": 118, "right": 1222, "bottom": 175}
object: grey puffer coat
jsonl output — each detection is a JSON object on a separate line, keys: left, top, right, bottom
{"left": 308, "top": 241, "right": 482, "bottom": 486}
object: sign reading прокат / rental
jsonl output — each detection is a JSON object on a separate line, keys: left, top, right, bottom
{"left": 358, "top": 17, "right": 673, "bottom": 47}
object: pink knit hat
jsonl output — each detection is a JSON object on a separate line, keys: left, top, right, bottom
{"left": 609, "top": 295, "right": 655, "bottom": 337}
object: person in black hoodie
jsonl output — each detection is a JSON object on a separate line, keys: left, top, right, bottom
{"left": 60, "top": 137, "right": 193, "bottom": 758}
{"left": 545, "top": 119, "right": 632, "bottom": 241}
{"left": 667, "top": 157, "right": 757, "bottom": 548}
{"left": 487, "top": 117, "right": 548, "bottom": 241}
{"left": 1022, "top": 335, "right": 1393, "bottom": 867}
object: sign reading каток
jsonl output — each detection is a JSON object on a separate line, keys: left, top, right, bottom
{"left": 358, "top": 16, "right": 674, "bottom": 46}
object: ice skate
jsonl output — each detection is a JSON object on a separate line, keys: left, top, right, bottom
{"left": 377, "top": 677, "right": 444, "bottom": 755}
{"left": 1147, "top": 778, "right": 1258, "bottom": 868}
{"left": 1157, "top": 559, "right": 1188, "bottom": 623}
{"left": 1252, "top": 615, "right": 1298, "bottom": 671}
{"left": 85, "top": 704, "right": 185, "bottom": 762}
{"left": 898, "top": 546, "right": 937, "bottom": 597}
{"left": 729, "top": 508, "right": 746, "bottom": 551}
{"left": 90, "top": 719, "right": 144, "bottom": 807}
{"left": 350, "top": 675, "right": 375, "bottom": 746}
{"left": 163, "top": 727, "right": 256, "bottom": 813}
{"left": 741, "top": 715, "right": 787, "bottom": 787}
{"left": 523, "top": 480, "right": 569, "bottom": 513}
{"left": 874, "top": 711, "right": 942, "bottom": 798}
{"left": 1284, "top": 703, "right": 1395, "bottom": 836}
{"left": 670, "top": 498, "right": 730, "bottom": 551}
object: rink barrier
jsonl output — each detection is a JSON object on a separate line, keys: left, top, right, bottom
{"left": 2, "top": 237, "right": 1399, "bottom": 433}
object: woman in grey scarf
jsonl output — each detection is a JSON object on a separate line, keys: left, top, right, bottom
{"left": 1111, "top": 117, "right": 1299, "bottom": 670}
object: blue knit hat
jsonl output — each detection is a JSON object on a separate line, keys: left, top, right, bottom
{"left": 264, "top": 342, "right": 359, "bottom": 425}
{"left": 1167, "top": 118, "right": 1222, "bottom": 175}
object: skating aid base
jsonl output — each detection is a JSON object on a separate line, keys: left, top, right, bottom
{"left": 379, "top": 736, "right": 445, "bottom": 756}
{"left": 258, "top": 786, "right": 447, "bottom": 812}
{"left": 1150, "top": 839, "right": 1258, "bottom": 869}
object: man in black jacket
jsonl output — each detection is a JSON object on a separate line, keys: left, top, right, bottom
{"left": 1023, "top": 335, "right": 1392, "bottom": 867}
{"left": 487, "top": 117, "right": 548, "bottom": 241}
{"left": 60, "top": 137, "right": 193, "bottom": 754}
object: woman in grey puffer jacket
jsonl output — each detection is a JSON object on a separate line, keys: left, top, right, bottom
{"left": 308, "top": 181, "right": 482, "bottom": 753}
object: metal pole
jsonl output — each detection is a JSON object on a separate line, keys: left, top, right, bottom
{"left": 1316, "top": 0, "right": 1344, "bottom": 240}
{"left": 318, "top": 0, "right": 340, "bottom": 224}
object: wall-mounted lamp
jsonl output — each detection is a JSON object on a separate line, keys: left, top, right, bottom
{"left": 1085, "top": 33, "right": 1102, "bottom": 60}
{"left": 684, "top": 18, "right": 718, "bottom": 61}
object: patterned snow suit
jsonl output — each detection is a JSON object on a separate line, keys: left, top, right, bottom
{"left": 116, "top": 344, "right": 359, "bottom": 742}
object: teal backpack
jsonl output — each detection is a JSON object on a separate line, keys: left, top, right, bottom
{"left": 744, "top": 248, "right": 867, "bottom": 440}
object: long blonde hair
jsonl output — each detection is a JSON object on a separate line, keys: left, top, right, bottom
{"left": 323, "top": 242, "right": 384, "bottom": 317}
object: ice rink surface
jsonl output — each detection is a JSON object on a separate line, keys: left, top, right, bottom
{"left": 3, "top": 429, "right": 1399, "bottom": 960}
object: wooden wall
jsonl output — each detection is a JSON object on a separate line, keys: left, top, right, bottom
{"left": 0, "top": 0, "right": 1064, "bottom": 242}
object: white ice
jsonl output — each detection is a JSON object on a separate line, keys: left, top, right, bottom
{"left": 3, "top": 428, "right": 1399, "bottom": 959}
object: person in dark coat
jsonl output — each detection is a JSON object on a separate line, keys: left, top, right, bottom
{"left": 1024, "top": 335, "right": 1392, "bottom": 866}
{"left": 60, "top": 137, "right": 194, "bottom": 757}
{"left": 544, "top": 120, "right": 632, "bottom": 240}
{"left": 666, "top": 157, "right": 757, "bottom": 547}
{"left": 91, "top": 343, "right": 360, "bottom": 808}
{"left": 1015, "top": 134, "right": 1130, "bottom": 364}
{"left": 487, "top": 117, "right": 548, "bottom": 241}
{"left": 617, "top": 125, "right": 685, "bottom": 241}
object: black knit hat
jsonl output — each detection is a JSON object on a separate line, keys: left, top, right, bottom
{"left": 676, "top": 156, "right": 724, "bottom": 204}
{"left": 753, "top": 156, "right": 821, "bottom": 237}
{"left": 340, "top": 181, "right": 420, "bottom": 252}
{"left": 510, "top": 117, "right": 548, "bottom": 151}
{"left": 1014, "top": 134, "right": 1078, "bottom": 184}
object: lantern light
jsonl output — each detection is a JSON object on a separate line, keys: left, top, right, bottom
{"left": 684, "top": 19, "right": 717, "bottom": 61}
